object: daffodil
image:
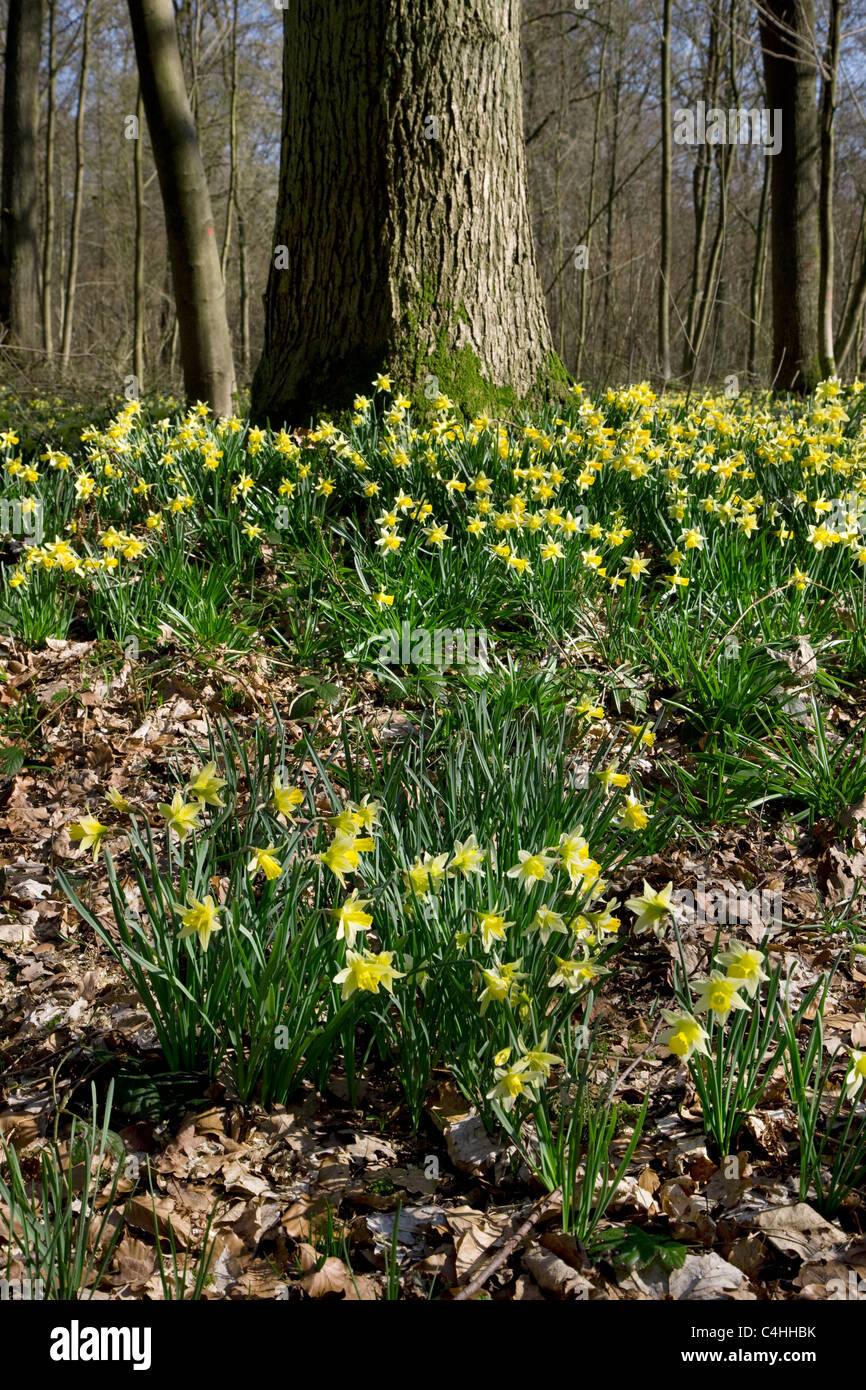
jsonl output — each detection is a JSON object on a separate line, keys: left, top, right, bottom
{"left": 619, "top": 791, "right": 650, "bottom": 830}
{"left": 333, "top": 948, "right": 404, "bottom": 1000}
{"left": 449, "top": 834, "right": 484, "bottom": 878}
{"left": 158, "top": 792, "right": 203, "bottom": 842}
{"left": 403, "top": 851, "right": 449, "bottom": 897}
{"left": 70, "top": 813, "right": 109, "bottom": 861}
{"left": 332, "top": 891, "right": 374, "bottom": 948}
{"left": 517, "top": 1031, "right": 562, "bottom": 1078}
{"left": 548, "top": 954, "right": 601, "bottom": 993}
{"left": 487, "top": 1058, "right": 538, "bottom": 1111}
{"left": 716, "top": 940, "right": 769, "bottom": 998}
{"left": 625, "top": 880, "right": 673, "bottom": 937}
{"left": 506, "top": 848, "right": 556, "bottom": 892}
{"left": 475, "top": 908, "right": 513, "bottom": 952}
{"left": 177, "top": 891, "right": 222, "bottom": 952}
{"left": 320, "top": 832, "right": 374, "bottom": 887}
{"left": 272, "top": 773, "right": 305, "bottom": 817}
{"left": 247, "top": 845, "right": 282, "bottom": 881}
{"left": 528, "top": 904, "right": 568, "bottom": 944}
{"left": 659, "top": 1009, "right": 710, "bottom": 1061}
{"left": 105, "top": 786, "right": 132, "bottom": 813}
{"left": 693, "top": 971, "right": 750, "bottom": 1018}
{"left": 186, "top": 761, "right": 226, "bottom": 807}
{"left": 844, "top": 1050, "right": 866, "bottom": 1101}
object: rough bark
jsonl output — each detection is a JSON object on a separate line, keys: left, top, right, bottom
{"left": 0, "top": 0, "right": 44, "bottom": 352}
{"left": 127, "top": 0, "right": 235, "bottom": 414}
{"left": 251, "top": 0, "right": 555, "bottom": 425}
{"left": 758, "top": 0, "right": 821, "bottom": 392}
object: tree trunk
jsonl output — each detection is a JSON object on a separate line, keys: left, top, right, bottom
{"left": 658, "top": 0, "right": 672, "bottom": 381}
{"left": 42, "top": 0, "right": 57, "bottom": 358}
{"left": 127, "top": 0, "right": 235, "bottom": 414}
{"left": 748, "top": 154, "right": 771, "bottom": 378}
{"left": 0, "top": 0, "right": 44, "bottom": 351}
{"left": 818, "top": 0, "right": 842, "bottom": 378}
{"left": 133, "top": 87, "right": 146, "bottom": 388}
{"left": 60, "top": 0, "right": 92, "bottom": 373}
{"left": 758, "top": 0, "right": 821, "bottom": 392}
{"left": 251, "top": 0, "right": 555, "bottom": 425}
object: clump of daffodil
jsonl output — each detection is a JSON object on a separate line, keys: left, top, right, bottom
{"left": 693, "top": 971, "right": 750, "bottom": 1019}
{"left": 332, "top": 890, "right": 373, "bottom": 949}
{"left": 70, "top": 813, "right": 109, "bottom": 861}
{"left": 176, "top": 890, "right": 222, "bottom": 952}
{"left": 247, "top": 845, "right": 282, "bottom": 881}
{"left": 185, "top": 760, "right": 226, "bottom": 807}
{"left": 157, "top": 792, "right": 203, "bottom": 842}
{"left": 715, "top": 940, "right": 769, "bottom": 998}
{"left": 659, "top": 1009, "right": 710, "bottom": 1061}
{"left": 625, "top": 880, "right": 673, "bottom": 937}
{"left": 333, "top": 948, "right": 404, "bottom": 1001}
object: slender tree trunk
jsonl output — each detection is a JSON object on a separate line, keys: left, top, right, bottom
{"left": 601, "top": 37, "right": 623, "bottom": 373}
{"left": 127, "top": 0, "right": 235, "bottom": 414}
{"left": 577, "top": 23, "right": 608, "bottom": 379}
{"left": 252, "top": 0, "right": 555, "bottom": 425}
{"left": 60, "top": 0, "right": 92, "bottom": 372}
{"left": 758, "top": 0, "right": 821, "bottom": 391}
{"left": 748, "top": 153, "right": 771, "bottom": 378}
{"left": 234, "top": 185, "right": 250, "bottom": 377}
{"left": 658, "top": 0, "right": 672, "bottom": 381}
{"left": 42, "top": 0, "right": 56, "bottom": 358}
{"left": 818, "top": 0, "right": 842, "bottom": 378}
{"left": 835, "top": 198, "right": 866, "bottom": 369}
{"left": 682, "top": 5, "right": 721, "bottom": 375}
{"left": 133, "top": 87, "right": 146, "bottom": 388}
{"left": 0, "top": 0, "right": 45, "bottom": 351}
{"left": 220, "top": 0, "right": 239, "bottom": 283}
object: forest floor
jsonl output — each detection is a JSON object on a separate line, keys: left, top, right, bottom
{"left": 1, "top": 380, "right": 866, "bottom": 1302}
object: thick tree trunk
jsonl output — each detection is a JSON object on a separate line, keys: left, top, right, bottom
{"left": 251, "top": 0, "right": 555, "bottom": 425}
{"left": 127, "top": 0, "right": 235, "bottom": 414}
{"left": 0, "top": 0, "right": 44, "bottom": 352}
{"left": 758, "top": 0, "right": 821, "bottom": 392}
